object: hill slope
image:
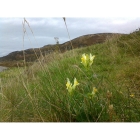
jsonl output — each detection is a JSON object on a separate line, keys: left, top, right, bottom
{"left": 0, "top": 33, "right": 123, "bottom": 67}
{"left": 0, "top": 30, "right": 139, "bottom": 122}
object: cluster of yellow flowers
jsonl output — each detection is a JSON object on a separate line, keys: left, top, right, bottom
{"left": 81, "top": 53, "right": 95, "bottom": 68}
{"left": 66, "top": 78, "right": 79, "bottom": 94}
{"left": 66, "top": 53, "right": 97, "bottom": 97}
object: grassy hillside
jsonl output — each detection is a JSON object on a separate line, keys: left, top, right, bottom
{"left": 0, "top": 32, "right": 140, "bottom": 122}
{"left": 0, "top": 33, "right": 122, "bottom": 67}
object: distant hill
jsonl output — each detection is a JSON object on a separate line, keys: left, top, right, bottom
{"left": 0, "top": 33, "right": 124, "bottom": 67}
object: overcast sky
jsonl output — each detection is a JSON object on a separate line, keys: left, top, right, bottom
{"left": 1, "top": 17, "right": 140, "bottom": 57}
{"left": 1, "top": 0, "right": 140, "bottom": 58}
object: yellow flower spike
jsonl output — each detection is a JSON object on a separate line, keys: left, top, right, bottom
{"left": 66, "top": 78, "right": 73, "bottom": 93}
{"left": 130, "top": 94, "right": 135, "bottom": 98}
{"left": 66, "top": 78, "right": 71, "bottom": 89}
{"left": 66, "top": 78, "right": 79, "bottom": 94}
{"left": 73, "top": 78, "right": 79, "bottom": 89}
{"left": 90, "top": 53, "right": 95, "bottom": 60}
{"left": 81, "top": 53, "right": 87, "bottom": 67}
{"left": 92, "top": 87, "right": 98, "bottom": 95}
{"left": 89, "top": 54, "right": 95, "bottom": 66}
{"left": 88, "top": 87, "right": 98, "bottom": 99}
{"left": 81, "top": 53, "right": 86, "bottom": 61}
{"left": 81, "top": 53, "right": 95, "bottom": 68}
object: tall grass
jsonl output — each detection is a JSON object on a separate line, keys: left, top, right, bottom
{"left": 0, "top": 18, "right": 140, "bottom": 122}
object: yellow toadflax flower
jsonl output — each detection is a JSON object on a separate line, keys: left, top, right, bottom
{"left": 92, "top": 87, "right": 98, "bottom": 95}
{"left": 130, "top": 94, "right": 135, "bottom": 98}
{"left": 89, "top": 53, "right": 95, "bottom": 66}
{"left": 81, "top": 53, "right": 88, "bottom": 67}
{"left": 66, "top": 78, "right": 79, "bottom": 94}
{"left": 88, "top": 87, "right": 98, "bottom": 98}
{"left": 81, "top": 53, "right": 95, "bottom": 68}
{"left": 73, "top": 78, "right": 79, "bottom": 89}
{"left": 66, "top": 78, "right": 73, "bottom": 93}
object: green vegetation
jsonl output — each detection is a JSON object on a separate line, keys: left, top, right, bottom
{"left": 0, "top": 31, "right": 140, "bottom": 122}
